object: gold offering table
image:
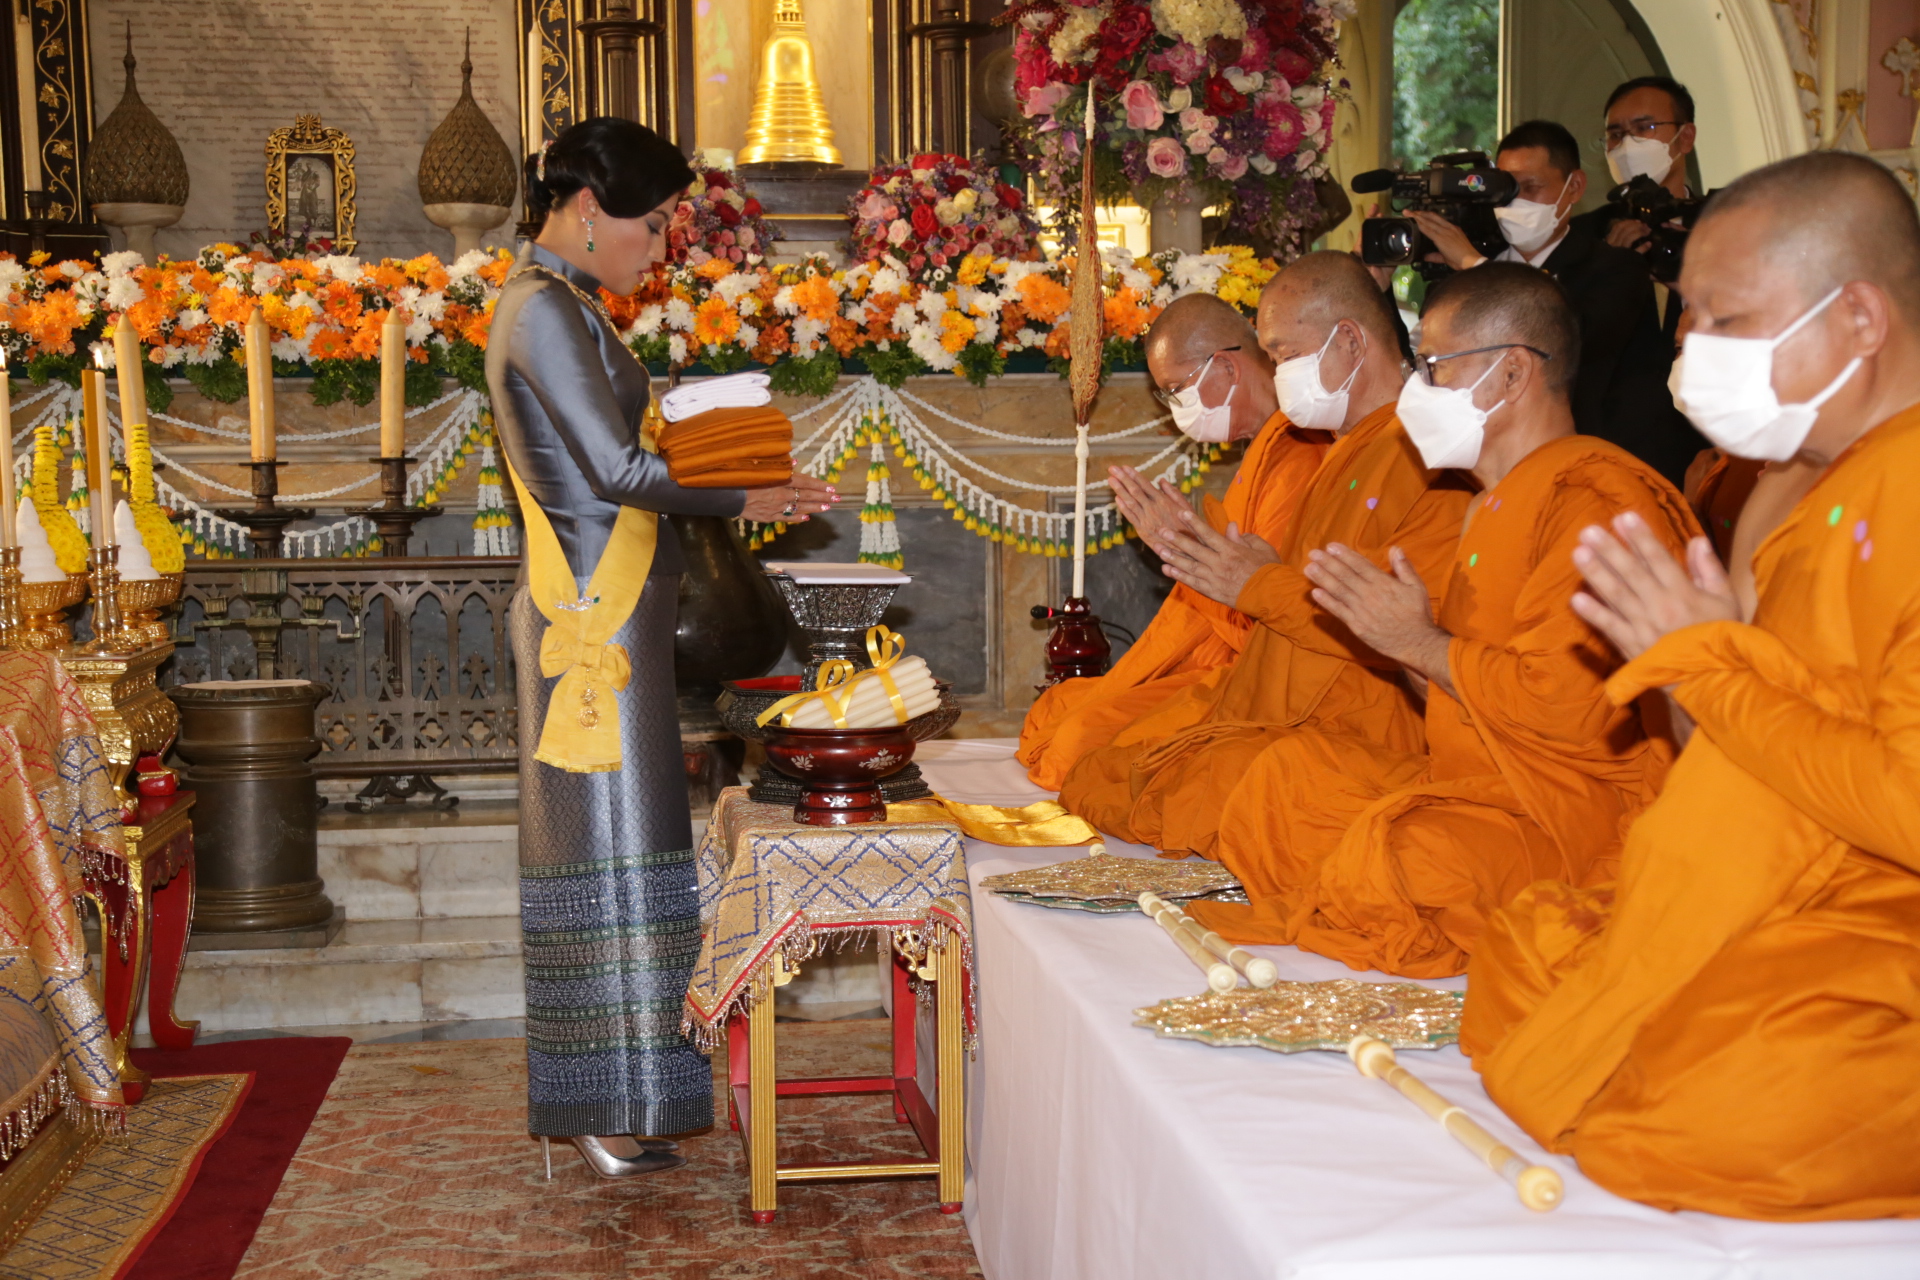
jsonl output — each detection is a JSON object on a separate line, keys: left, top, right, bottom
{"left": 688, "top": 787, "right": 974, "bottom": 1224}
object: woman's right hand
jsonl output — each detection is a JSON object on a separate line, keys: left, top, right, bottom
{"left": 740, "top": 472, "right": 838, "bottom": 523}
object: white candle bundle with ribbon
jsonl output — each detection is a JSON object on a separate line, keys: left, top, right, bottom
{"left": 757, "top": 625, "right": 941, "bottom": 730}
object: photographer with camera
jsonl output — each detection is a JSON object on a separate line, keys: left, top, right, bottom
{"left": 1389, "top": 121, "right": 1703, "bottom": 486}
{"left": 1573, "top": 76, "right": 1699, "bottom": 262}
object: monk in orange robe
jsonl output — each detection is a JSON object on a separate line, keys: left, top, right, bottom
{"left": 1059, "top": 253, "right": 1474, "bottom": 852}
{"left": 1020, "top": 295, "right": 1328, "bottom": 790}
{"left": 1185, "top": 264, "right": 1697, "bottom": 978}
{"left": 1465, "top": 152, "right": 1920, "bottom": 1219}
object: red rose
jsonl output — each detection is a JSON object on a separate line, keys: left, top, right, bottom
{"left": 715, "top": 200, "right": 742, "bottom": 226}
{"left": 994, "top": 182, "right": 1024, "bottom": 211}
{"left": 705, "top": 171, "right": 732, "bottom": 190}
{"left": 945, "top": 174, "right": 970, "bottom": 195}
{"left": 909, "top": 253, "right": 927, "bottom": 271}
{"left": 742, "top": 198, "right": 763, "bottom": 217}
{"left": 1204, "top": 75, "right": 1247, "bottom": 115}
{"left": 1272, "top": 48, "right": 1313, "bottom": 84}
{"left": 911, "top": 203, "right": 939, "bottom": 239}
{"left": 912, "top": 153, "right": 943, "bottom": 169}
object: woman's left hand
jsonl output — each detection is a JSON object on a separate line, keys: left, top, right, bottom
{"left": 740, "top": 473, "right": 838, "bottom": 523}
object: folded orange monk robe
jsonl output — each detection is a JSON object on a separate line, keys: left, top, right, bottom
{"left": 1017, "top": 411, "right": 1330, "bottom": 790}
{"left": 1465, "top": 403, "right": 1920, "bottom": 1221}
{"left": 1189, "top": 437, "right": 1698, "bottom": 977}
{"left": 654, "top": 404, "right": 794, "bottom": 488}
{"left": 1057, "top": 402, "right": 1474, "bottom": 852}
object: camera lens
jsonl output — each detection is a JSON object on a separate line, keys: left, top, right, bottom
{"left": 1382, "top": 224, "right": 1415, "bottom": 260}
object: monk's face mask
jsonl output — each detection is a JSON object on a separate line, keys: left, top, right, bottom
{"left": 1274, "top": 324, "right": 1363, "bottom": 432}
{"left": 1165, "top": 352, "right": 1239, "bottom": 442}
{"left": 1398, "top": 353, "right": 1506, "bottom": 470}
{"left": 1669, "top": 285, "right": 1862, "bottom": 462}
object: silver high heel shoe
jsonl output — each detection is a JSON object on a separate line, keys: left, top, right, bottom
{"left": 540, "top": 1134, "right": 687, "bottom": 1179}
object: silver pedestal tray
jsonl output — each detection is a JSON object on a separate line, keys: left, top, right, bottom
{"left": 762, "top": 561, "right": 910, "bottom": 690}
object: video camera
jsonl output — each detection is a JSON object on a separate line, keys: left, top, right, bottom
{"left": 1606, "top": 175, "right": 1706, "bottom": 285}
{"left": 1352, "top": 152, "right": 1518, "bottom": 277}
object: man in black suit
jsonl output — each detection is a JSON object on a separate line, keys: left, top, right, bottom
{"left": 1405, "top": 120, "right": 1706, "bottom": 488}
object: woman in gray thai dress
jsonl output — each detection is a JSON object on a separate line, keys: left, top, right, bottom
{"left": 487, "top": 118, "right": 836, "bottom": 1178}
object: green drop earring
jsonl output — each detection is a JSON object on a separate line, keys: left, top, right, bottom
{"left": 584, "top": 214, "right": 595, "bottom": 253}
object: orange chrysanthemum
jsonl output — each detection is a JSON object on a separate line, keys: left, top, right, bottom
{"left": 1103, "top": 287, "right": 1150, "bottom": 340}
{"left": 308, "top": 329, "right": 353, "bottom": 361}
{"left": 791, "top": 275, "right": 838, "bottom": 323}
{"left": 1016, "top": 273, "right": 1071, "bottom": 324}
{"left": 940, "top": 310, "right": 976, "bottom": 354}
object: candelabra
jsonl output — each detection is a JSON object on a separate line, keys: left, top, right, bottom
{"left": 0, "top": 546, "right": 19, "bottom": 649}
{"left": 348, "top": 455, "right": 440, "bottom": 557}
{"left": 176, "top": 568, "right": 363, "bottom": 680}
{"left": 213, "top": 460, "right": 314, "bottom": 560}
{"left": 86, "top": 541, "right": 128, "bottom": 653}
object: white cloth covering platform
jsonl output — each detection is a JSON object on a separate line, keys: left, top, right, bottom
{"left": 912, "top": 738, "right": 1920, "bottom": 1280}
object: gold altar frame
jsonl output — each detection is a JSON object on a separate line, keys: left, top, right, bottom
{"left": 264, "top": 115, "right": 358, "bottom": 254}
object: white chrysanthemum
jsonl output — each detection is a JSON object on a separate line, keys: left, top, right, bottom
{"left": 101, "top": 250, "right": 144, "bottom": 277}
{"left": 57, "top": 260, "right": 85, "bottom": 280}
{"left": 714, "top": 272, "right": 756, "bottom": 305}
{"left": 1170, "top": 251, "right": 1229, "bottom": 294}
{"left": 177, "top": 308, "right": 209, "bottom": 331}
{"left": 918, "top": 289, "right": 948, "bottom": 320}
{"left": 633, "top": 304, "right": 666, "bottom": 336}
{"left": 1016, "top": 326, "right": 1041, "bottom": 348}
{"left": 448, "top": 249, "right": 492, "bottom": 281}
{"left": 907, "top": 325, "right": 954, "bottom": 371}
{"left": 1049, "top": 4, "right": 1109, "bottom": 65}
{"left": 664, "top": 297, "right": 695, "bottom": 329}
{"left": 105, "top": 275, "right": 145, "bottom": 311}
{"left": 668, "top": 334, "right": 688, "bottom": 363}
{"left": 250, "top": 263, "right": 282, "bottom": 294}
{"left": 973, "top": 314, "right": 1000, "bottom": 345}
{"left": 772, "top": 285, "right": 798, "bottom": 316}
{"left": 1149, "top": 0, "right": 1244, "bottom": 51}
{"left": 737, "top": 321, "right": 760, "bottom": 348}
{"left": 313, "top": 254, "right": 363, "bottom": 283}
{"left": 842, "top": 301, "right": 867, "bottom": 323}
{"left": 405, "top": 316, "right": 432, "bottom": 345}
{"left": 155, "top": 344, "right": 186, "bottom": 369}
{"left": 792, "top": 316, "right": 827, "bottom": 349}
{"left": 0, "top": 260, "right": 27, "bottom": 295}
{"left": 870, "top": 266, "right": 906, "bottom": 295}
{"left": 271, "top": 334, "right": 310, "bottom": 363}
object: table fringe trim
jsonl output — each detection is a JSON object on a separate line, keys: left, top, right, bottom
{"left": 682, "top": 909, "right": 976, "bottom": 1056}
{"left": 0, "top": 1068, "right": 66, "bottom": 1163}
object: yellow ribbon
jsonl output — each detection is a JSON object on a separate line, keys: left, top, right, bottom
{"left": 887, "top": 796, "right": 1103, "bottom": 846}
{"left": 756, "top": 625, "right": 912, "bottom": 729}
{"left": 505, "top": 455, "right": 658, "bottom": 773}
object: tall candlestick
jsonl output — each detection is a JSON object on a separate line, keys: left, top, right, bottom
{"left": 0, "top": 349, "right": 13, "bottom": 552}
{"left": 244, "top": 308, "right": 275, "bottom": 461}
{"left": 380, "top": 308, "right": 408, "bottom": 458}
{"left": 112, "top": 314, "right": 147, "bottom": 432}
{"left": 13, "top": 9, "right": 40, "bottom": 193}
{"left": 83, "top": 363, "right": 112, "bottom": 553}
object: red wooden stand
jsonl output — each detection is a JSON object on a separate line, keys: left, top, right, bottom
{"left": 726, "top": 942, "right": 966, "bottom": 1224}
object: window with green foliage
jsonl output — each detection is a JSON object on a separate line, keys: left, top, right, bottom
{"left": 1392, "top": 0, "right": 1500, "bottom": 170}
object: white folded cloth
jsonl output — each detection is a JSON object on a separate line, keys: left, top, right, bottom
{"left": 15, "top": 496, "right": 65, "bottom": 583}
{"left": 659, "top": 371, "right": 772, "bottom": 422}
{"left": 114, "top": 500, "right": 161, "bottom": 580}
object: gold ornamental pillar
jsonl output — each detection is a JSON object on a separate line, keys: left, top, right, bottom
{"left": 738, "top": 0, "right": 840, "bottom": 169}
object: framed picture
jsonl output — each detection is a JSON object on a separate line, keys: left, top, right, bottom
{"left": 265, "top": 115, "right": 358, "bottom": 253}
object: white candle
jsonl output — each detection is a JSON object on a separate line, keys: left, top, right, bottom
{"left": 526, "top": 29, "right": 543, "bottom": 157}
{"left": 0, "top": 348, "right": 13, "bottom": 551}
{"left": 380, "top": 308, "right": 408, "bottom": 458}
{"left": 244, "top": 309, "right": 275, "bottom": 461}
{"left": 113, "top": 314, "right": 146, "bottom": 432}
{"left": 13, "top": 11, "right": 39, "bottom": 192}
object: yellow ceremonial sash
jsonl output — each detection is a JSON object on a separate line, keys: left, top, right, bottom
{"left": 504, "top": 457, "right": 658, "bottom": 774}
{"left": 890, "top": 796, "right": 1104, "bottom": 846}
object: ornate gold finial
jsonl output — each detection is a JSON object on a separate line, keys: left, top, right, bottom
{"left": 738, "top": 0, "right": 842, "bottom": 168}
{"left": 85, "top": 21, "right": 189, "bottom": 207}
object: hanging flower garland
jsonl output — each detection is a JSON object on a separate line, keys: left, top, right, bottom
{"left": 1005, "top": 0, "right": 1348, "bottom": 244}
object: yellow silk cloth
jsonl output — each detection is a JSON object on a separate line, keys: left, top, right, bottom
{"left": 504, "top": 458, "right": 658, "bottom": 773}
{"left": 890, "top": 796, "right": 1102, "bottom": 846}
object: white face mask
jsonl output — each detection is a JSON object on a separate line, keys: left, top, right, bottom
{"left": 1273, "top": 325, "right": 1362, "bottom": 431}
{"left": 1396, "top": 356, "right": 1505, "bottom": 470}
{"left": 1606, "top": 134, "right": 1674, "bottom": 187}
{"left": 1493, "top": 175, "right": 1573, "bottom": 255}
{"left": 1670, "top": 286, "right": 1861, "bottom": 462}
{"left": 1166, "top": 353, "right": 1237, "bottom": 442}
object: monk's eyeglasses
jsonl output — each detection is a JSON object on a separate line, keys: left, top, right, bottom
{"left": 1417, "top": 343, "right": 1551, "bottom": 386}
{"left": 1152, "top": 346, "right": 1240, "bottom": 408}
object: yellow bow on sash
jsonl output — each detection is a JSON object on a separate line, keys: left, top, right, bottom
{"left": 756, "top": 625, "right": 913, "bottom": 728}
{"left": 505, "top": 457, "right": 658, "bottom": 773}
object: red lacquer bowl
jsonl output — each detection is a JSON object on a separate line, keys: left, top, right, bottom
{"left": 762, "top": 724, "right": 917, "bottom": 826}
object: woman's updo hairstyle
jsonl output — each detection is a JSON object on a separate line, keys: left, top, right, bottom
{"left": 523, "top": 117, "right": 694, "bottom": 225}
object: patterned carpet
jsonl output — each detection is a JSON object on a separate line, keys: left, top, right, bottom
{"left": 235, "top": 1022, "right": 983, "bottom": 1278}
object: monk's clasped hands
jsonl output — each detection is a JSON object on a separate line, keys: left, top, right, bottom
{"left": 1109, "top": 466, "right": 1192, "bottom": 549}
{"left": 1148, "top": 509, "right": 1279, "bottom": 607}
{"left": 1304, "top": 543, "right": 1454, "bottom": 694}
{"left": 1570, "top": 511, "right": 1739, "bottom": 662}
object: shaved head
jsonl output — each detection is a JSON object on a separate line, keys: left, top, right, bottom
{"left": 1258, "top": 251, "right": 1402, "bottom": 357}
{"left": 1144, "top": 293, "right": 1259, "bottom": 370}
{"left": 1422, "top": 262, "right": 1580, "bottom": 392}
{"left": 1698, "top": 152, "right": 1920, "bottom": 319}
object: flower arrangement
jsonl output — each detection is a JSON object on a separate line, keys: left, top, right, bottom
{"left": 846, "top": 154, "right": 1044, "bottom": 271}
{"left": 669, "top": 164, "right": 777, "bottom": 267}
{"left": 28, "top": 422, "right": 87, "bottom": 575}
{"left": 1006, "top": 0, "right": 1348, "bottom": 244}
{"left": 0, "top": 242, "right": 1277, "bottom": 408}
{"left": 123, "top": 419, "right": 185, "bottom": 572}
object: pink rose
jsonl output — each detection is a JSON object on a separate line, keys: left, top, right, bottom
{"left": 1145, "top": 137, "right": 1187, "bottom": 178}
{"left": 1186, "top": 130, "right": 1214, "bottom": 155}
{"left": 1178, "top": 107, "right": 1216, "bottom": 134}
{"left": 859, "top": 193, "right": 890, "bottom": 221}
{"left": 888, "top": 219, "right": 912, "bottom": 246}
{"left": 1149, "top": 40, "right": 1208, "bottom": 85}
{"left": 1209, "top": 147, "right": 1248, "bottom": 180}
{"left": 1122, "top": 80, "right": 1164, "bottom": 131}
{"left": 1023, "top": 81, "right": 1072, "bottom": 118}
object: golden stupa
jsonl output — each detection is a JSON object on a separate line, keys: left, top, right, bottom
{"left": 738, "top": 0, "right": 841, "bottom": 168}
